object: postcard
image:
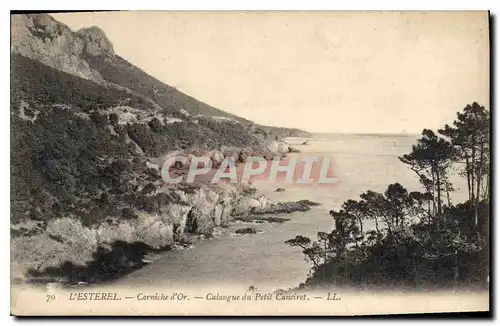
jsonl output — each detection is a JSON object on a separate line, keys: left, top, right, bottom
{"left": 10, "top": 10, "right": 490, "bottom": 316}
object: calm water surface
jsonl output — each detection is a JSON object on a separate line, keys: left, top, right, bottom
{"left": 115, "top": 133, "right": 468, "bottom": 291}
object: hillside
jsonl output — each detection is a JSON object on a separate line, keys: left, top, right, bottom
{"left": 10, "top": 50, "right": 292, "bottom": 281}
{"left": 10, "top": 13, "right": 303, "bottom": 226}
{"left": 11, "top": 13, "right": 309, "bottom": 136}
{"left": 83, "top": 53, "right": 250, "bottom": 122}
{"left": 11, "top": 52, "right": 279, "bottom": 220}
{"left": 10, "top": 13, "right": 312, "bottom": 283}
{"left": 258, "top": 125, "right": 312, "bottom": 138}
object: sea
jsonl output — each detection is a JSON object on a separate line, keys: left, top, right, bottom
{"left": 114, "top": 133, "right": 469, "bottom": 292}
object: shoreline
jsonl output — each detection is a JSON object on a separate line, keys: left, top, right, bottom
{"left": 11, "top": 180, "right": 321, "bottom": 289}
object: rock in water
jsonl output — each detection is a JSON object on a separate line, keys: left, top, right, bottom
{"left": 231, "top": 197, "right": 262, "bottom": 216}
{"left": 235, "top": 227, "right": 259, "bottom": 235}
{"left": 296, "top": 199, "right": 321, "bottom": 206}
{"left": 253, "top": 199, "right": 321, "bottom": 214}
{"left": 266, "top": 140, "right": 290, "bottom": 156}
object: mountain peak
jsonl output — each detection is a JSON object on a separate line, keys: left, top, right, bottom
{"left": 11, "top": 13, "right": 106, "bottom": 84}
{"left": 77, "top": 26, "right": 115, "bottom": 55}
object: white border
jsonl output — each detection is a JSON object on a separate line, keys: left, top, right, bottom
{"left": 4, "top": 1, "right": 498, "bottom": 10}
{"left": 3, "top": 1, "right": 497, "bottom": 324}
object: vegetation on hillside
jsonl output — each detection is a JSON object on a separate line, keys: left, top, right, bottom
{"left": 10, "top": 52, "right": 294, "bottom": 283}
{"left": 286, "top": 102, "right": 490, "bottom": 290}
{"left": 84, "top": 53, "right": 250, "bottom": 121}
{"left": 83, "top": 53, "right": 311, "bottom": 138}
{"left": 10, "top": 13, "right": 309, "bottom": 285}
{"left": 11, "top": 54, "right": 151, "bottom": 112}
{"left": 11, "top": 53, "right": 274, "bottom": 222}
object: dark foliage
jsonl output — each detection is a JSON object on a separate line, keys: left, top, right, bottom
{"left": 29, "top": 241, "right": 168, "bottom": 284}
{"left": 11, "top": 54, "right": 152, "bottom": 111}
{"left": 287, "top": 103, "right": 490, "bottom": 290}
{"left": 10, "top": 53, "right": 268, "bottom": 226}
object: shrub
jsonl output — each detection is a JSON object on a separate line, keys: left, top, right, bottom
{"left": 45, "top": 217, "right": 99, "bottom": 261}
{"left": 96, "top": 220, "right": 136, "bottom": 245}
{"left": 11, "top": 234, "right": 67, "bottom": 273}
{"left": 109, "top": 113, "right": 119, "bottom": 127}
{"left": 134, "top": 213, "right": 174, "bottom": 249}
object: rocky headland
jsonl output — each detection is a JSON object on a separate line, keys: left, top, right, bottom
{"left": 10, "top": 13, "right": 313, "bottom": 286}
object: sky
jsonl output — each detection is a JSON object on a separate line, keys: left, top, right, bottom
{"left": 52, "top": 11, "right": 489, "bottom": 134}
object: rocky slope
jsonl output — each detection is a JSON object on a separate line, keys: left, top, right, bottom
{"left": 11, "top": 14, "right": 107, "bottom": 85}
{"left": 11, "top": 13, "right": 311, "bottom": 137}
{"left": 10, "top": 13, "right": 310, "bottom": 284}
{"left": 11, "top": 52, "right": 292, "bottom": 281}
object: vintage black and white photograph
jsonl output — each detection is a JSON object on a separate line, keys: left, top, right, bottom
{"left": 10, "top": 11, "right": 490, "bottom": 315}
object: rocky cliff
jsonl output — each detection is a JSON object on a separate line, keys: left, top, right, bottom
{"left": 10, "top": 13, "right": 307, "bottom": 284}
{"left": 11, "top": 13, "right": 310, "bottom": 137}
{"left": 11, "top": 14, "right": 107, "bottom": 84}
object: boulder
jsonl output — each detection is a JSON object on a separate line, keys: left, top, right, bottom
{"left": 213, "top": 204, "right": 223, "bottom": 226}
{"left": 160, "top": 203, "right": 192, "bottom": 237}
{"left": 231, "top": 197, "right": 261, "bottom": 216}
{"left": 252, "top": 195, "right": 268, "bottom": 213}
{"left": 218, "top": 193, "right": 237, "bottom": 226}
{"left": 267, "top": 141, "right": 290, "bottom": 156}
{"left": 145, "top": 161, "right": 160, "bottom": 173}
{"left": 76, "top": 26, "right": 115, "bottom": 55}
{"left": 182, "top": 187, "right": 220, "bottom": 236}
{"left": 208, "top": 150, "right": 225, "bottom": 167}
